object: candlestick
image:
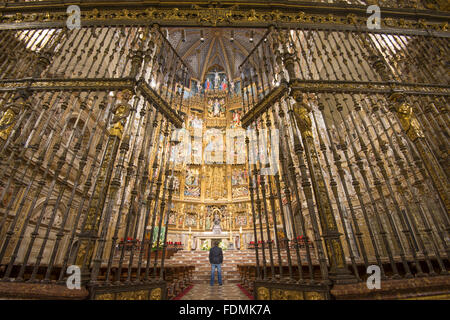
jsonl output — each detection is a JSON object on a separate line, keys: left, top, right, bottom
{"left": 239, "top": 228, "right": 244, "bottom": 250}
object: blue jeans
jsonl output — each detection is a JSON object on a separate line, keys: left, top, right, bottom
{"left": 210, "top": 264, "right": 222, "bottom": 285}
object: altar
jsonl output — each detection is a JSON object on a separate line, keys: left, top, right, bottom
{"left": 187, "top": 211, "right": 240, "bottom": 250}
{"left": 190, "top": 231, "right": 239, "bottom": 250}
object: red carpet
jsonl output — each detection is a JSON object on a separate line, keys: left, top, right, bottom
{"left": 172, "top": 284, "right": 194, "bottom": 300}
{"left": 237, "top": 284, "right": 254, "bottom": 300}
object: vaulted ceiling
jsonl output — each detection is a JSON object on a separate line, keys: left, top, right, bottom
{"left": 166, "top": 28, "right": 265, "bottom": 81}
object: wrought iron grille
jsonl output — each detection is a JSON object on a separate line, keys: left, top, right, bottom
{"left": 239, "top": 26, "right": 449, "bottom": 297}
{"left": 0, "top": 25, "right": 189, "bottom": 298}
{"left": 0, "top": 1, "right": 448, "bottom": 300}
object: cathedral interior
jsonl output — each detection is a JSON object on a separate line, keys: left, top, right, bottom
{"left": 0, "top": 0, "right": 448, "bottom": 301}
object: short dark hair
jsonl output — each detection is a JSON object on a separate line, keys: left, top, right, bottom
{"left": 214, "top": 240, "right": 220, "bottom": 246}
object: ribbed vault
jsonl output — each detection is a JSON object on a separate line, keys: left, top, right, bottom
{"left": 166, "top": 28, "right": 265, "bottom": 81}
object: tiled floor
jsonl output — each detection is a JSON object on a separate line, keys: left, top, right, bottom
{"left": 180, "top": 283, "right": 250, "bottom": 300}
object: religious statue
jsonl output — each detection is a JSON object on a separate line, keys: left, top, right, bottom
{"left": 185, "top": 168, "right": 199, "bottom": 186}
{"left": 109, "top": 90, "right": 132, "bottom": 138}
{"left": 293, "top": 96, "right": 313, "bottom": 138}
{"left": 230, "top": 80, "right": 235, "bottom": 94}
{"left": 0, "top": 107, "right": 19, "bottom": 140}
{"left": 213, "top": 99, "right": 221, "bottom": 116}
{"left": 208, "top": 98, "right": 225, "bottom": 117}
{"left": 214, "top": 71, "right": 220, "bottom": 90}
{"left": 392, "top": 93, "right": 425, "bottom": 142}
{"left": 221, "top": 78, "right": 228, "bottom": 91}
{"left": 168, "top": 211, "right": 176, "bottom": 225}
{"left": 231, "top": 110, "right": 241, "bottom": 128}
{"left": 212, "top": 212, "right": 222, "bottom": 234}
{"left": 213, "top": 213, "right": 220, "bottom": 226}
{"left": 0, "top": 90, "right": 29, "bottom": 140}
{"left": 184, "top": 168, "right": 200, "bottom": 197}
{"left": 205, "top": 78, "right": 211, "bottom": 91}
{"left": 205, "top": 215, "right": 211, "bottom": 230}
{"left": 188, "top": 114, "right": 202, "bottom": 129}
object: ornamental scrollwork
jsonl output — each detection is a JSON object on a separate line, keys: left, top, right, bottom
{"left": 257, "top": 286, "right": 269, "bottom": 300}
{"left": 0, "top": 5, "right": 447, "bottom": 31}
{"left": 304, "top": 291, "right": 324, "bottom": 300}
{"left": 150, "top": 287, "right": 162, "bottom": 300}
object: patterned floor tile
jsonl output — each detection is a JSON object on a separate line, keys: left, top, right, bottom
{"left": 180, "top": 283, "right": 250, "bottom": 300}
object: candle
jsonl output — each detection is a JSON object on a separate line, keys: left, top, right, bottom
{"left": 239, "top": 226, "right": 242, "bottom": 233}
{"left": 189, "top": 227, "right": 191, "bottom": 233}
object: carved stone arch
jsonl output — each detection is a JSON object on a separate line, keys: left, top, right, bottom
{"left": 68, "top": 239, "right": 79, "bottom": 264}
{"left": 30, "top": 198, "right": 66, "bottom": 230}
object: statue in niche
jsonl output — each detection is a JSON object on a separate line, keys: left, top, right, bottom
{"left": 221, "top": 78, "right": 228, "bottom": 91}
{"left": 212, "top": 211, "right": 222, "bottom": 234}
{"left": 205, "top": 78, "right": 211, "bottom": 91}
{"left": 213, "top": 213, "right": 220, "bottom": 226}
{"left": 208, "top": 98, "right": 225, "bottom": 117}
{"left": 213, "top": 99, "right": 221, "bottom": 116}
{"left": 168, "top": 211, "right": 176, "bottom": 225}
{"left": 205, "top": 214, "right": 211, "bottom": 230}
{"left": 185, "top": 213, "right": 197, "bottom": 226}
{"left": 214, "top": 71, "right": 220, "bottom": 90}
{"left": 190, "top": 114, "right": 203, "bottom": 129}
{"left": 230, "top": 109, "right": 242, "bottom": 128}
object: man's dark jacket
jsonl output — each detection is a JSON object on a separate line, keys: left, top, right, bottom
{"left": 209, "top": 245, "right": 223, "bottom": 264}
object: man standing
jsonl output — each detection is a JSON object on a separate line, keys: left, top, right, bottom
{"left": 209, "top": 240, "right": 223, "bottom": 286}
